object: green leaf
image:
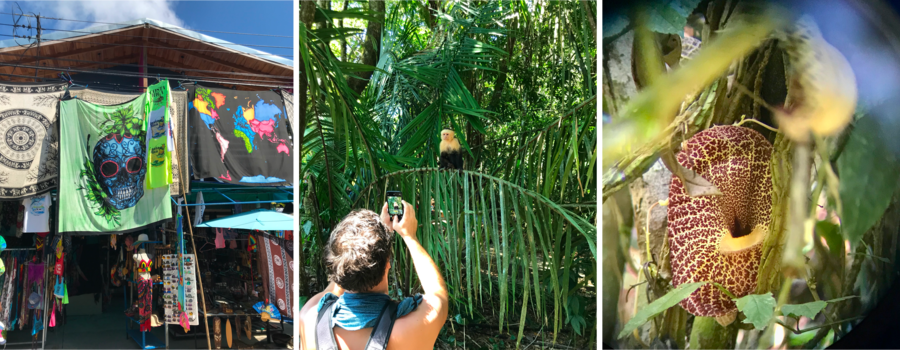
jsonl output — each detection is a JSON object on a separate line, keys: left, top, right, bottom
{"left": 838, "top": 116, "right": 900, "bottom": 247}
{"left": 734, "top": 293, "right": 777, "bottom": 330}
{"left": 816, "top": 221, "right": 845, "bottom": 257}
{"left": 617, "top": 281, "right": 707, "bottom": 339}
{"left": 781, "top": 300, "right": 827, "bottom": 319}
{"left": 788, "top": 330, "right": 819, "bottom": 346}
{"left": 645, "top": 0, "right": 702, "bottom": 35}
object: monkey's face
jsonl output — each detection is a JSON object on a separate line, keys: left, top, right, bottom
{"left": 441, "top": 130, "right": 454, "bottom": 141}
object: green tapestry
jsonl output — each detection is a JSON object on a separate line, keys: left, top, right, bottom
{"left": 59, "top": 95, "right": 172, "bottom": 234}
{"left": 145, "top": 80, "right": 173, "bottom": 189}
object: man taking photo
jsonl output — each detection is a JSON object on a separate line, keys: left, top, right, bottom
{"left": 299, "top": 200, "right": 449, "bottom": 349}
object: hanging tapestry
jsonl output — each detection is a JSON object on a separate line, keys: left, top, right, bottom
{"left": 257, "top": 235, "right": 293, "bottom": 318}
{"left": 67, "top": 87, "right": 190, "bottom": 194}
{"left": 58, "top": 96, "right": 172, "bottom": 234}
{"left": 189, "top": 85, "right": 291, "bottom": 186}
{"left": 0, "top": 83, "right": 66, "bottom": 198}
{"left": 280, "top": 89, "right": 293, "bottom": 130}
{"left": 144, "top": 81, "right": 173, "bottom": 189}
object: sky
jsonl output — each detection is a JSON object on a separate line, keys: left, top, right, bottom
{"left": 0, "top": 1, "right": 293, "bottom": 62}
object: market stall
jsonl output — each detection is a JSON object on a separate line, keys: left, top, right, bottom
{"left": 0, "top": 76, "right": 293, "bottom": 350}
{"left": 179, "top": 205, "right": 293, "bottom": 349}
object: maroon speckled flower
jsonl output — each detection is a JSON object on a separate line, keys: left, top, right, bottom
{"left": 667, "top": 125, "right": 773, "bottom": 325}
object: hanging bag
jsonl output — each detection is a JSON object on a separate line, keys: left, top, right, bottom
{"left": 48, "top": 302, "right": 56, "bottom": 328}
{"left": 54, "top": 253, "right": 64, "bottom": 276}
{"left": 53, "top": 276, "right": 64, "bottom": 299}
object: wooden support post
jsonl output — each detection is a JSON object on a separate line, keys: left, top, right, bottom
{"left": 176, "top": 133, "right": 212, "bottom": 350}
{"left": 141, "top": 23, "right": 149, "bottom": 91}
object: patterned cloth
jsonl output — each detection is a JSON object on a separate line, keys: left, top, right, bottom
{"left": 188, "top": 85, "right": 292, "bottom": 186}
{"left": 0, "top": 255, "right": 15, "bottom": 327}
{"left": 257, "top": 235, "right": 292, "bottom": 318}
{"left": 0, "top": 83, "right": 67, "bottom": 198}
{"left": 137, "top": 279, "right": 152, "bottom": 332}
{"left": 67, "top": 87, "right": 190, "bottom": 195}
{"left": 58, "top": 97, "right": 173, "bottom": 234}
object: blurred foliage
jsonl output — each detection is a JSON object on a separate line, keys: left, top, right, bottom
{"left": 602, "top": 0, "right": 900, "bottom": 349}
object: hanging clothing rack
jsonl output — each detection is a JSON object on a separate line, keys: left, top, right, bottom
{"left": 0, "top": 247, "right": 47, "bottom": 350}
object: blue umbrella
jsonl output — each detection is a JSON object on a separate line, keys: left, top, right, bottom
{"left": 195, "top": 209, "right": 293, "bottom": 231}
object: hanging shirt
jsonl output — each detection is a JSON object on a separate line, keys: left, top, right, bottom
{"left": 22, "top": 193, "right": 50, "bottom": 233}
{"left": 145, "top": 80, "right": 173, "bottom": 189}
{"left": 215, "top": 228, "right": 225, "bottom": 249}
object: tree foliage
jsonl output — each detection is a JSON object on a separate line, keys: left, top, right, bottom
{"left": 301, "top": 0, "right": 597, "bottom": 347}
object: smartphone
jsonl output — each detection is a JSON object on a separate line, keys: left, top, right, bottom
{"left": 387, "top": 191, "right": 403, "bottom": 220}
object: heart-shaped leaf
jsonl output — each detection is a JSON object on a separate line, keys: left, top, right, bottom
{"left": 781, "top": 300, "right": 826, "bottom": 319}
{"left": 734, "top": 293, "right": 776, "bottom": 330}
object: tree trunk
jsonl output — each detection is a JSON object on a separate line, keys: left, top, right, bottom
{"left": 340, "top": 0, "right": 349, "bottom": 62}
{"left": 580, "top": 0, "right": 596, "bottom": 42}
{"left": 299, "top": 0, "right": 315, "bottom": 163}
{"left": 488, "top": 20, "right": 516, "bottom": 112}
{"left": 602, "top": 30, "right": 636, "bottom": 117}
{"left": 349, "top": 0, "right": 385, "bottom": 95}
{"left": 300, "top": 1, "right": 315, "bottom": 28}
{"left": 316, "top": 0, "right": 329, "bottom": 38}
{"left": 298, "top": 0, "right": 316, "bottom": 298}
{"left": 421, "top": 0, "right": 440, "bottom": 29}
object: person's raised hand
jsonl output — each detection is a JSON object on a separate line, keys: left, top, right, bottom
{"left": 380, "top": 202, "right": 394, "bottom": 233}
{"left": 392, "top": 200, "right": 418, "bottom": 240}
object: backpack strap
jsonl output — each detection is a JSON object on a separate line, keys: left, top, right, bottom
{"left": 364, "top": 300, "right": 398, "bottom": 350}
{"left": 315, "top": 298, "right": 339, "bottom": 350}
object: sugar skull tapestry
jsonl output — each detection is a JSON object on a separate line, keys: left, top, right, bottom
{"left": 67, "top": 87, "right": 190, "bottom": 195}
{"left": 0, "top": 82, "right": 67, "bottom": 198}
{"left": 59, "top": 96, "right": 172, "bottom": 234}
{"left": 188, "top": 85, "right": 291, "bottom": 186}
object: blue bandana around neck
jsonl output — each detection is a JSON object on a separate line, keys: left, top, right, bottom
{"left": 316, "top": 292, "right": 423, "bottom": 330}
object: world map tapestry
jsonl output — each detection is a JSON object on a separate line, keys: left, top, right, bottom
{"left": 0, "top": 82, "right": 67, "bottom": 198}
{"left": 189, "top": 85, "right": 291, "bottom": 186}
{"left": 59, "top": 96, "right": 172, "bottom": 234}
{"left": 68, "top": 87, "right": 190, "bottom": 195}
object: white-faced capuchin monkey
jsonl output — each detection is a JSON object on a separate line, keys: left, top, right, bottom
{"left": 439, "top": 129, "right": 463, "bottom": 170}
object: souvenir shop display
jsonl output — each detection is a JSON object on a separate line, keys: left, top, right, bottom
{"left": 0, "top": 80, "right": 293, "bottom": 350}
{"left": 162, "top": 254, "right": 198, "bottom": 326}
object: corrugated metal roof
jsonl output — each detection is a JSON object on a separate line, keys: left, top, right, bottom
{"left": 0, "top": 18, "right": 293, "bottom": 68}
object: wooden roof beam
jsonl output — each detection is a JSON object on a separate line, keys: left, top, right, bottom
{"left": 144, "top": 38, "right": 286, "bottom": 77}
{"left": 146, "top": 54, "right": 291, "bottom": 85}
{"left": 0, "top": 38, "right": 144, "bottom": 66}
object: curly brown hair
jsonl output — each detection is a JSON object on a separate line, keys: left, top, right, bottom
{"left": 325, "top": 209, "right": 394, "bottom": 292}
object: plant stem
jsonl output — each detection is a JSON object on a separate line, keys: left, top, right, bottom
{"left": 689, "top": 316, "right": 738, "bottom": 349}
{"left": 775, "top": 316, "right": 865, "bottom": 335}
